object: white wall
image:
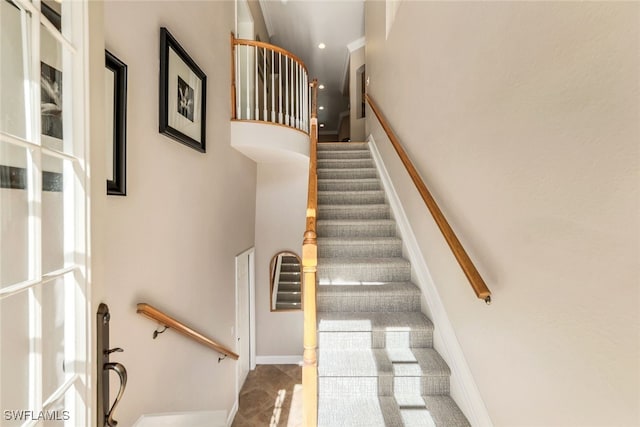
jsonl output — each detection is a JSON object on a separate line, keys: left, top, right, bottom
{"left": 101, "top": 1, "right": 256, "bottom": 425}
{"left": 366, "top": 1, "right": 639, "bottom": 426}
{"left": 349, "top": 45, "right": 366, "bottom": 141}
{"left": 254, "top": 161, "right": 307, "bottom": 360}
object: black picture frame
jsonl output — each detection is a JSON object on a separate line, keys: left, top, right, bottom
{"left": 105, "top": 50, "right": 127, "bottom": 196}
{"left": 159, "top": 27, "right": 207, "bottom": 153}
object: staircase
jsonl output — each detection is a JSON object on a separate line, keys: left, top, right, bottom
{"left": 276, "top": 255, "right": 302, "bottom": 310}
{"left": 315, "top": 142, "right": 470, "bottom": 426}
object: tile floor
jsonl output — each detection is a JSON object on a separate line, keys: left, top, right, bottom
{"left": 231, "top": 364, "right": 303, "bottom": 427}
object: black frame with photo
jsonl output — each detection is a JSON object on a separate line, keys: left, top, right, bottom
{"left": 105, "top": 50, "right": 127, "bottom": 196}
{"left": 159, "top": 27, "right": 207, "bottom": 153}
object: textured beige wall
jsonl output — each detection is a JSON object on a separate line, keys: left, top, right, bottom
{"left": 247, "top": 0, "right": 270, "bottom": 42}
{"left": 254, "top": 162, "right": 306, "bottom": 358}
{"left": 349, "top": 46, "right": 366, "bottom": 141}
{"left": 102, "top": 1, "right": 256, "bottom": 424}
{"left": 366, "top": 1, "right": 639, "bottom": 425}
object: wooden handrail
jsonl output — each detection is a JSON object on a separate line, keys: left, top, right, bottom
{"left": 136, "top": 303, "right": 239, "bottom": 360}
{"left": 232, "top": 37, "right": 309, "bottom": 74}
{"left": 366, "top": 94, "right": 492, "bottom": 304}
{"left": 302, "top": 79, "right": 319, "bottom": 426}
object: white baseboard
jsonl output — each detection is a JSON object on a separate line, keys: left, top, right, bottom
{"left": 368, "top": 135, "right": 493, "bottom": 427}
{"left": 255, "top": 355, "right": 303, "bottom": 365}
{"left": 133, "top": 411, "right": 227, "bottom": 427}
{"left": 227, "top": 401, "right": 238, "bottom": 427}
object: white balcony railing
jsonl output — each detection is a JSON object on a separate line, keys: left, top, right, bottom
{"left": 231, "top": 35, "right": 311, "bottom": 134}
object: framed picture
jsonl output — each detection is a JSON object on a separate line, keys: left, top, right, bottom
{"left": 105, "top": 50, "right": 127, "bottom": 196}
{"left": 159, "top": 27, "right": 206, "bottom": 152}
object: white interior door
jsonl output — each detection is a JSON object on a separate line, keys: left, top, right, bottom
{"left": 0, "top": 1, "right": 90, "bottom": 425}
{"left": 235, "top": 247, "right": 254, "bottom": 394}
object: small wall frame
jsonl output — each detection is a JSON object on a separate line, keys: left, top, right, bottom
{"left": 105, "top": 50, "right": 127, "bottom": 196}
{"left": 159, "top": 27, "right": 207, "bottom": 152}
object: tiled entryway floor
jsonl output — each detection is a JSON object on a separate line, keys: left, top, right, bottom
{"left": 231, "top": 364, "right": 303, "bottom": 427}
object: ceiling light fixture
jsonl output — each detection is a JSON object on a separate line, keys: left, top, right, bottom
{"left": 320, "top": 123, "right": 325, "bottom": 128}
{"left": 319, "top": 84, "right": 325, "bottom": 90}
{"left": 319, "top": 106, "right": 325, "bottom": 110}
{"left": 318, "top": 43, "right": 326, "bottom": 49}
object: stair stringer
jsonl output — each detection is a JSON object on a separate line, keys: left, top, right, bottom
{"left": 368, "top": 135, "right": 494, "bottom": 427}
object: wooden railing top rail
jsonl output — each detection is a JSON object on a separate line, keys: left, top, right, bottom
{"left": 232, "top": 36, "right": 309, "bottom": 74}
{"left": 136, "top": 303, "right": 239, "bottom": 360}
{"left": 366, "top": 94, "right": 492, "bottom": 304}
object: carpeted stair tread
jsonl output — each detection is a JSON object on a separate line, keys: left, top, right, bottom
{"left": 317, "top": 282, "right": 422, "bottom": 312}
{"left": 318, "top": 396, "right": 470, "bottom": 427}
{"left": 318, "top": 178, "right": 381, "bottom": 191}
{"left": 318, "top": 348, "right": 449, "bottom": 378}
{"left": 318, "top": 204, "right": 391, "bottom": 220}
{"left": 317, "top": 282, "right": 421, "bottom": 297}
{"left": 318, "top": 311, "right": 433, "bottom": 334}
{"left": 318, "top": 168, "right": 378, "bottom": 179}
{"left": 318, "top": 158, "right": 375, "bottom": 169}
{"left": 318, "top": 190, "right": 386, "bottom": 205}
{"left": 318, "top": 150, "right": 372, "bottom": 160}
{"left": 317, "top": 219, "right": 397, "bottom": 238}
{"left": 318, "top": 236, "right": 402, "bottom": 257}
{"left": 318, "top": 142, "right": 369, "bottom": 151}
{"left": 277, "top": 282, "right": 300, "bottom": 291}
{"left": 417, "top": 396, "right": 471, "bottom": 426}
{"left": 318, "top": 311, "right": 434, "bottom": 349}
{"left": 318, "top": 257, "right": 411, "bottom": 283}
{"left": 318, "top": 396, "right": 404, "bottom": 427}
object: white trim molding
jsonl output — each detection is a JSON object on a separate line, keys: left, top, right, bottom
{"left": 368, "top": 135, "right": 494, "bottom": 427}
{"left": 255, "top": 355, "right": 303, "bottom": 365}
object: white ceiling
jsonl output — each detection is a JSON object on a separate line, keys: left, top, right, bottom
{"left": 258, "top": 0, "right": 365, "bottom": 133}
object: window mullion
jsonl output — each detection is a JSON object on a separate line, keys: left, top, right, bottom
{"left": 27, "top": 0, "right": 44, "bottom": 413}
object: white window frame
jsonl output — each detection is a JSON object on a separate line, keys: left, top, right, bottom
{"left": 0, "top": 0, "right": 91, "bottom": 425}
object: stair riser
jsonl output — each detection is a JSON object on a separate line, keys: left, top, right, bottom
{"left": 317, "top": 294, "right": 421, "bottom": 312}
{"left": 319, "top": 331, "right": 433, "bottom": 350}
{"left": 277, "top": 292, "right": 301, "bottom": 302}
{"left": 318, "top": 206, "right": 390, "bottom": 220}
{"left": 318, "top": 151, "right": 372, "bottom": 160}
{"left": 276, "top": 302, "right": 300, "bottom": 310}
{"left": 318, "top": 143, "right": 369, "bottom": 151}
{"left": 318, "top": 192, "right": 386, "bottom": 205}
{"left": 318, "top": 242, "right": 402, "bottom": 258}
{"left": 318, "top": 180, "right": 381, "bottom": 191}
{"left": 318, "top": 376, "right": 450, "bottom": 397}
{"left": 280, "top": 264, "right": 300, "bottom": 273}
{"left": 318, "top": 263, "right": 411, "bottom": 283}
{"left": 317, "top": 222, "right": 396, "bottom": 238}
{"left": 279, "top": 272, "right": 301, "bottom": 282}
{"left": 318, "top": 169, "right": 378, "bottom": 179}
{"left": 318, "top": 159, "right": 375, "bottom": 169}
{"left": 277, "top": 283, "right": 300, "bottom": 291}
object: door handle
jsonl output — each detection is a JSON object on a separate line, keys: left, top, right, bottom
{"left": 104, "top": 362, "right": 127, "bottom": 427}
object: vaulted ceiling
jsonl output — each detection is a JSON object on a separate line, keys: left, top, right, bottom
{"left": 258, "top": 0, "right": 365, "bottom": 134}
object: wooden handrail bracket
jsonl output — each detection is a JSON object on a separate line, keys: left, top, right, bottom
{"left": 136, "top": 303, "right": 239, "bottom": 360}
{"left": 366, "top": 94, "right": 492, "bottom": 304}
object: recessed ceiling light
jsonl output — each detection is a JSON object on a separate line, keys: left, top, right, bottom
{"left": 319, "top": 84, "right": 325, "bottom": 90}
{"left": 318, "top": 43, "right": 326, "bottom": 49}
{"left": 320, "top": 123, "right": 325, "bottom": 128}
{"left": 319, "top": 106, "right": 325, "bottom": 110}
